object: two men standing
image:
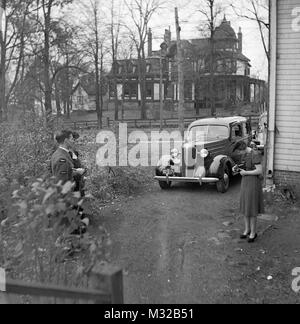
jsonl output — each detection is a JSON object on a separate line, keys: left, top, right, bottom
{"left": 51, "top": 130, "right": 89, "bottom": 234}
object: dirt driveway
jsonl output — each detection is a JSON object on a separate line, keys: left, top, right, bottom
{"left": 96, "top": 177, "right": 300, "bottom": 304}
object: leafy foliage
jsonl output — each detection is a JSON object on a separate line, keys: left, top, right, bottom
{"left": 0, "top": 176, "right": 109, "bottom": 286}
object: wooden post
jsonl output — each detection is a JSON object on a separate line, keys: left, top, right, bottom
{"left": 0, "top": 267, "right": 7, "bottom": 304}
{"left": 88, "top": 262, "right": 123, "bottom": 304}
{"left": 175, "top": 8, "right": 185, "bottom": 137}
{"left": 159, "top": 51, "right": 163, "bottom": 131}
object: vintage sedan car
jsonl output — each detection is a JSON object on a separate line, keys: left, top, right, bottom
{"left": 155, "top": 116, "right": 252, "bottom": 193}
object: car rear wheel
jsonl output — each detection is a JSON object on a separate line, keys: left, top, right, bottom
{"left": 159, "top": 181, "right": 172, "bottom": 190}
{"left": 216, "top": 165, "right": 230, "bottom": 193}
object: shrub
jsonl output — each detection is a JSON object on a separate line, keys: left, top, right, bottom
{"left": 0, "top": 177, "right": 108, "bottom": 286}
{"left": 0, "top": 115, "right": 55, "bottom": 183}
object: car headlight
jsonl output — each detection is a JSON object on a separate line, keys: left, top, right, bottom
{"left": 200, "top": 149, "right": 209, "bottom": 158}
{"left": 171, "top": 149, "right": 179, "bottom": 158}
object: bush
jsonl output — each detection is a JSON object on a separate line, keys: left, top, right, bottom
{"left": 0, "top": 115, "right": 54, "bottom": 183}
{"left": 0, "top": 177, "right": 108, "bottom": 285}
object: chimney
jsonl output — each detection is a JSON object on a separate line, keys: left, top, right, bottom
{"left": 164, "top": 27, "right": 171, "bottom": 46}
{"left": 238, "top": 27, "right": 243, "bottom": 53}
{"left": 148, "top": 28, "right": 152, "bottom": 57}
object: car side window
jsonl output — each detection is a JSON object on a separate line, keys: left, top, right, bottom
{"left": 231, "top": 124, "right": 243, "bottom": 139}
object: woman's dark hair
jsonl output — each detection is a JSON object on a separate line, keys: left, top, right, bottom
{"left": 233, "top": 141, "right": 248, "bottom": 152}
{"left": 55, "top": 130, "right": 73, "bottom": 144}
{"left": 72, "top": 132, "right": 80, "bottom": 140}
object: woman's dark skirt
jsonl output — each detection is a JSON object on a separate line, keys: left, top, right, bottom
{"left": 240, "top": 175, "right": 264, "bottom": 218}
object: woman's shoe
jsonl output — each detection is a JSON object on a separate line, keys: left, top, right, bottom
{"left": 248, "top": 234, "right": 258, "bottom": 243}
{"left": 240, "top": 232, "right": 250, "bottom": 239}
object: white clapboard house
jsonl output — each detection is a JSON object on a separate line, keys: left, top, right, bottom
{"left": 267, "top": 0, "right": 300, "bottom": 193}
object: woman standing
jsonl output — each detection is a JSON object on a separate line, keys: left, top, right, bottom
{"left": 235, "top": 142, "right": 264, "bottom": 243}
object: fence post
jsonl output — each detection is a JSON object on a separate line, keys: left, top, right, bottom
{"left": 88, "top": 262, "right": 123, "bottom": 304}
{"left": 0, "top": 268, "right": 10, "bottom": 304}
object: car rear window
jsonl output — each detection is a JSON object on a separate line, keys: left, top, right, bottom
{"left": 188, "top": 125, "right": 229, "bottom": 142}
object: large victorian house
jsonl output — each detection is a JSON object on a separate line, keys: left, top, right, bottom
{"left": 109, "top": 17, "right": 266, "bottom": 114}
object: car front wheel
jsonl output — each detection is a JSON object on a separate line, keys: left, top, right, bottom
{"left": 216, "top": 165, "right": 230, "bottom": 193}
{"left": 159, "top": 181, "right": 172, "bottom": 190}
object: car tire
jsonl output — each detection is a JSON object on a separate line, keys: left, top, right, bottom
{"left": 216, "top": 165, "right": 230, "bottom": 193}
{"left": 159, "top": 181, "right": 172, "bottom": 190}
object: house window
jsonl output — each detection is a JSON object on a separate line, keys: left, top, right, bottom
{"left": 109, "top": 83, "right": 115, "bottom": 99}
{"left": 184, "top": 81, "right": 193, "bottom": 100}
{"left": 146, "top": 64, "right": 151, "bottom": 73}
{"left": 130, "top": 83, "right": 138, "bottom": 99}
{"left": 124, "top": 83, "right": 130, "bottom": 99}
{"left": 198, "top": 59, "right": 205, "bottom": 71}
{"left": 118, "top": 65, "right": 123, "bottom": 74}
{"left": 166, "top": 83, "right": 174, "bottom": 99}
{"left": 132, "top": 65, "right": 137, "bottom": 74}
{"left": 77, "top": 96, "right": 83, "bottom": 105}
{"left": 146, "top": 82, "right": 153, "bottom": 100}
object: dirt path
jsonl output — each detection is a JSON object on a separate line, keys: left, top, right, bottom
{"left": 95, "top": 177, "right": 300, "bottom": 304}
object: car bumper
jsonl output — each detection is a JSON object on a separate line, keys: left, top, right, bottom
{"left": 155, "top": 176, "right": 220, "bottom": 184}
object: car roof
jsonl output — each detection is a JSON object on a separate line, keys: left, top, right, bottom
{"left": 188, "top": 116, "right": 248, "bottom": 129}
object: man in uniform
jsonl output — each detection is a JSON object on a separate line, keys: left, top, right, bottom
{"left": 51, "top": 130, "right": 75, "bottom": 184}
{"left": 51, "top": 130, "right": 88, "bottom": 234}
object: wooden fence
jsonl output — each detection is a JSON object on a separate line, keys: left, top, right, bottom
{"left": 64, "top": 115, "right": 260, "bottom": 130}
{"left": 0, "top": 263, "right": 123, "bottom": 304}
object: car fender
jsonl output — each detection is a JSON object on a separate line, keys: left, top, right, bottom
{"left": 209, "top": 155, "right": 233, "bottom": 177}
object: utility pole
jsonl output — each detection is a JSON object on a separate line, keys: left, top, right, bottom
{"left": 0, "top": 0, "right": 6, "bottom": 122}
{"left": 159, "top": 50, "right": 163, "bottom": 131}
{"left": 159, "top": 42, "right": 167, "bottom": 131}
{"left": 209, "top": 0, "right": 216, "bottom": 117}
{"left": 175, "top": 7, "right": 185, "bottom": 137}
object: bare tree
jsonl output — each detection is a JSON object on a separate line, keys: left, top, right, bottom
{"left": 108, "top": 0, "right": 122, "bottom": 121}
{"left": 231, "top": 0, "right": 269, "bottom": 62}
{"left": 124, "top": 0, "right": 166, "bottom": 119}
{"left": 198, "top": 0, "right": 224, "bottom": 117}
{"left": 30, "top": 0, "right": 73, "bottom": 126}
{"left": 77, "top": 0, "right": 108, "bottom": 129}
{"left": 0, "top": 0, "right": 34, "bottom": 122}
{"left": 78, "top": 0, "right": 111, "bottom": 128}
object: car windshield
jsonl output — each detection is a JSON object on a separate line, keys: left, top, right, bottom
{"left": 188, "top": 125, "right": 229, "bottom": 142}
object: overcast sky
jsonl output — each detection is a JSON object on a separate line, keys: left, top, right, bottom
{"left": 148, "top": 0, "right": 269, "bottom": 80}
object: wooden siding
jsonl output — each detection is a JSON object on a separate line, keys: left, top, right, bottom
{"left": 275, "top": 0, "right": 300, "bottom": 173}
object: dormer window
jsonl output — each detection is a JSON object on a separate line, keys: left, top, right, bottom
{"left": 133, "top": 65, "right": 137, "bottom": 73}
{"left": 146, "top": 64, "right": 151, "bottom": 73}
{"left": 118, "top": 65, "right": 123, "bottom": 74}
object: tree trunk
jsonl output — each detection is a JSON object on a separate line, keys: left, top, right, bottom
{"left": 175, "top": 8, "right": 185, "bottom": 136}
{"left": 100, "top": 50, "right": 104, "bottom": 125}
{"left": 95, "top": 61, "right": 102, "bottom": 129}
{"left": 0, "top": 35, "right": 6, "bottom": 122}
{"left": 138, "top": 54, "right": 147, "bottom": 120}
{"left": 113, "top": 74, "right": 119, "bottom": 121}
{"left": 0, "top": 0, "right": 6, "bottom": 122}
{"left": 55, "top": 83, "right": 61, "bottom": 116}
{"left": 44, "top": 13, "right": 53, "bottom": 126}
